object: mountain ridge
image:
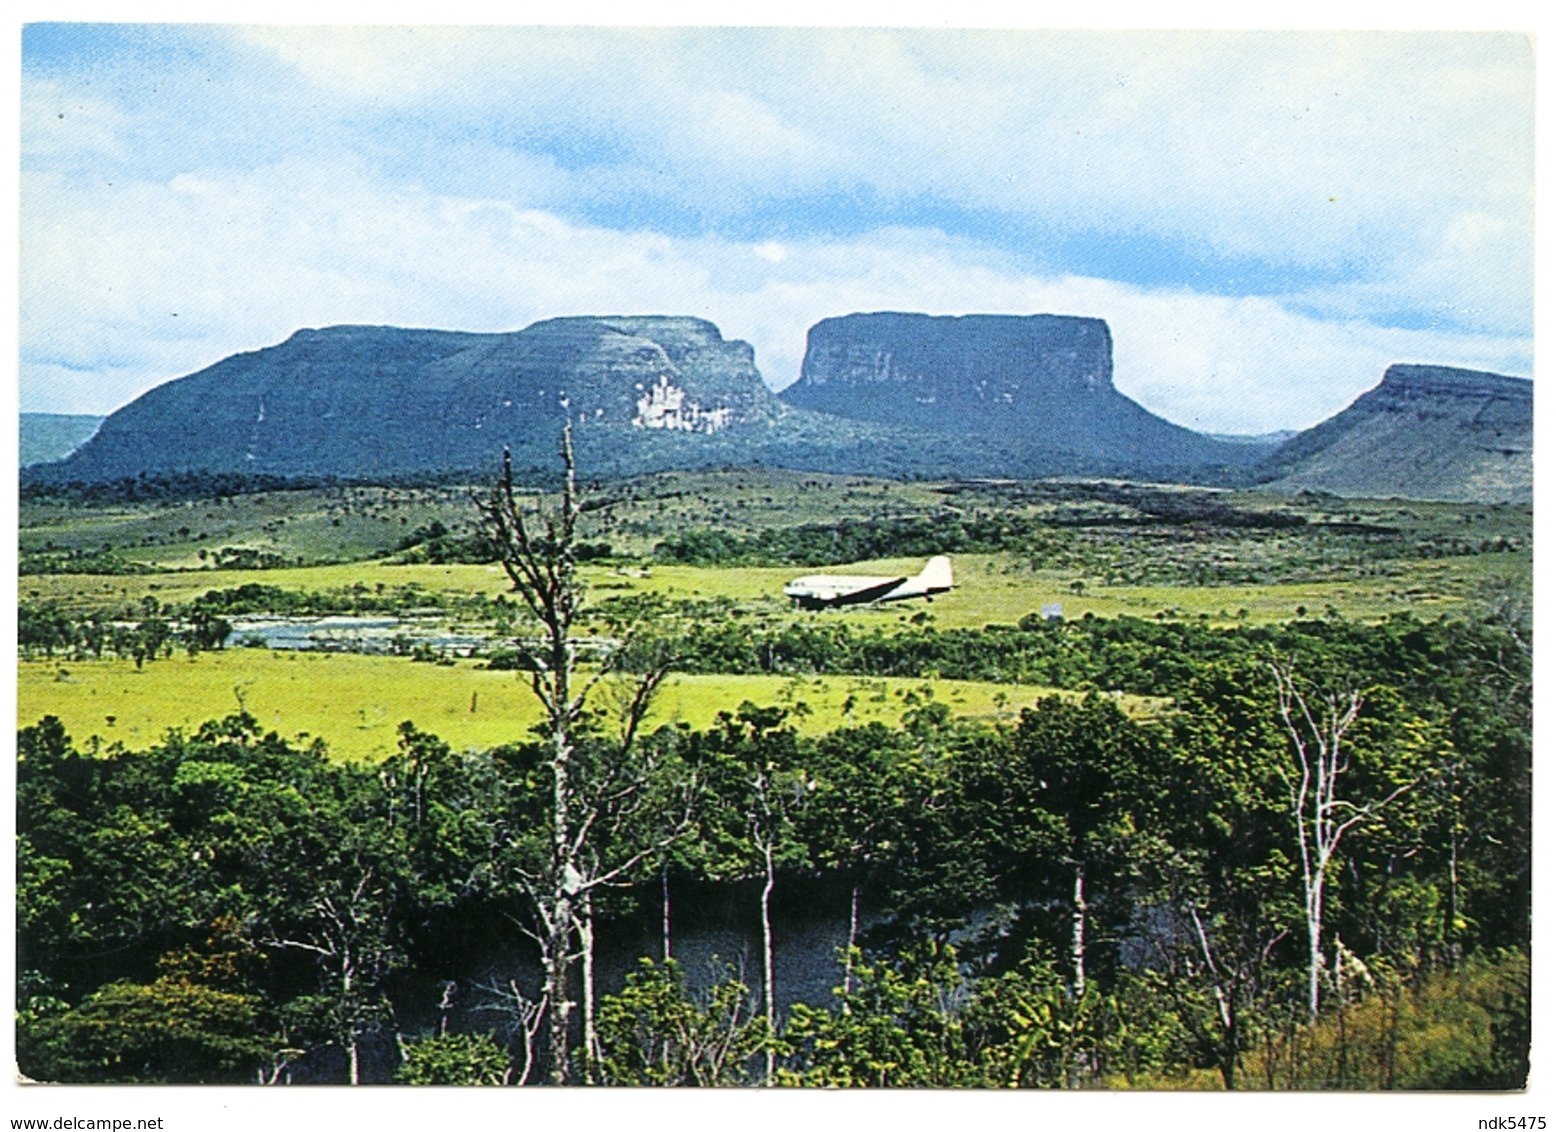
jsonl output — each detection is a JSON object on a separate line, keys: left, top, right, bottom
{"left": 32, "top": 318, "right": 787, "bottom": 482}
{"left": 22, "top": 318, "right": 1530, "bottom": 501}
{"left": 1259, "top": 364, "right": 1532, "bottom": 502}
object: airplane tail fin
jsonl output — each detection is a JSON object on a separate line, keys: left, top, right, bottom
{"left": 918, "top": 555, "right": 954, "bottom": 590}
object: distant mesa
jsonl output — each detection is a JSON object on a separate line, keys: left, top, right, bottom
{"left": 27, "top": 317, "right": 785, "bottom": 482}
{"left": 1259, "top": 364, "right": 1532, "bottom": 503}
{"left": 20, "top": 317, "right": 1531, "bottom": 502}
{"left": 780, "top": 312, "right": 1269, "bottom": 475}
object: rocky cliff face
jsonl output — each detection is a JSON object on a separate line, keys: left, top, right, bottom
{"left": 780, "top": 312, "right": 1264, "bottom": 474}
{"left": 37, "top": 317, "right": 784, "bottom": 481}
{"left": 789, "top": 312, "right": 1114, "bottom": 411}
{"left": 1260, "top": 364, "right": 1532, "bottom": 502}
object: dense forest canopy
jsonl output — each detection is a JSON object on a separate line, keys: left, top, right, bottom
{"left": 16, "top": 605, "right": 1530, "bottom": 1087}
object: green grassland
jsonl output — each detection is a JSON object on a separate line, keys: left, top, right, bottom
{"left": 22, "top": 471, "right": 1528, "bottom": 617}
{"left": 19, "top": 547, "right": 1522, "bottom": 631}
{"left": 20, "top": 484, "right": 475, "bottom": 570}
{"left": 18, "top": 469, "right": 1529, "bottom": 760}
{"left": 596, "top": 552, "right": 1517, "bottom": 627}
{"left": 17, "top": 651, "right": 1114, "bottom": 763}
{"left": 24, "top": 469, "right": 1530, "bottom": 570}
{"left": 18, "top": 470, "right": 956, "bottom": 570}
{"left": 19, "top": 561, "right": 518, "bottom": 612}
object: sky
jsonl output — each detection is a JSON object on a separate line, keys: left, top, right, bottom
{"left": 18, "top": 23, "right": 1536, "bottom": 434}
{"left": 2, "top": 13, "right": 1550, "bottom": 1132}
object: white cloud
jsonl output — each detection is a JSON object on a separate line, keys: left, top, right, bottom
{"left": 1100, "top": 289, "right": 1532, "bottom": 432}
{"left": 219, "top": 28, "right": 1531, "bottom": 311}
{"left": 17, "top": 26, "right": 1534, "bottom": 437}
{"left": 20, "top": 157, "right": 1531, "bottom": 433}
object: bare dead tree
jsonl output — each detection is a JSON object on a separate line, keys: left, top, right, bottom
{"left": 257, "top": 1046, "right": 306, "bottom": 1086}
{"left": 1271, "top": 663, "right": 1415, "bottom": 1018}
{"left": 262, "top": 865, "right": 395, "bottom": 1085}
{"left": 476, "top": 977, "right": 546, "bottom": 1085}
{"left": 570, "top": 711, "right": 699, "bottom": 1078}
{"left": 475, "top": 425, "right": 688, "bottom": 1084}
{"left": 1176, "top": 895, "right": 1289, "bottom": 1089}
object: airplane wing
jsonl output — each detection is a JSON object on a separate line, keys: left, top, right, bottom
{"left": 832, "top": 576, "right": 909, "bottom": 605}
{"left": 789, "top": 574, "right": 908, "bottom": 609}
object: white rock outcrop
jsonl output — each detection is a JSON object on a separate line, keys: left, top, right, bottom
{"left": 633, "top": 376, "right": 734, "bottom": 433}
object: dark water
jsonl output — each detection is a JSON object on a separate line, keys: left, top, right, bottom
{"left": 283, "top": 878, "right": 872, "bottom": 1083}
{"left": 332, "top": 880, "right": 863, "bottom": 1079}
{"left": 440, "top": 878, "right": 869, "bottom": 1028}
{"left": 229, "top": 615, "right": 490, "bottom": 656}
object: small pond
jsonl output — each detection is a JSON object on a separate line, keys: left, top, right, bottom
{"left": 228, "top": 615, "right": 493, "bottom": 656}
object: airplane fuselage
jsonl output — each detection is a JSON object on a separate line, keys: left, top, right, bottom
{"left": 783, "top": 556, "right": 954, "bottom": 610}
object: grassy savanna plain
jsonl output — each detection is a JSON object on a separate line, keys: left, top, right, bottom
{"left": 16, "top": 551, "right": 1522, "bottom": 627}
{"left": 17, "top": 650, "right": 1110, "bottom": 763}
{"left": 22, "top": 468, "right": 1530, "bottom": 564}
{"left": 18, "top": 470, "right": 1529, "bottom": 761}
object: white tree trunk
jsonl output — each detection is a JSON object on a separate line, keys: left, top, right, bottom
{"left": 1071, "top": 859, "right": 1087, "bottom": 1000}
{"left": 479, "top": 429, "right": 685, "bottom": 1086}
{"left": 844, "top": 880, "right": 860, "bottom": 996}
{"left": 342, "top": 956, "right": 360, "bottom": 1086}
{"left": 662, "top": 866, "right": 672, "bottom": 963}
{"left": 761, "top": 838, "right": 777, "bottom": 1086}
{"left": 580, "top": 895, "right": 597, "bottom": 1084}
{"left": 1305, "top": 874, "right": 1325, "bottom": 1020}
{"left": 544, "top": 909, "right": 574, "bottom": 1085}
{"left": 1272, "top": 664, "right": 1412, "bottom": 1020}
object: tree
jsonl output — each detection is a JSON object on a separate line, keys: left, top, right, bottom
{"left": 474, "top": 429, "right": 684, "bottom": 1084}
{"left": 596, "top": 958, "right": 768, "bottom": 1086}
{"left": 780, "top": 942, "right": 980, "bottom": 1088}
{"left": 1141, "top": 842, "right": 1291, "bottom": 1089}
{"left": 799, "top": 722, "right": 937, "bottom": 993}
{"left": 944, "top": 696, "right": 1155, "bottom": 996}
{"left": 568, "top": 724, "right": 699, "bottom": 1077}
{"left": 969, "top": 948, "right": 1119, "bottom": 1089}
{"left": 264, "top": 850, "right": 399, "bottom": 1085}
{"left": 1271, "top": 663, "right": 1425, "bottom": 1018}
{"left": 394, "top": 1033, "right": 512, "bottom": 1085}
{"left": 18, "top": 921, "right": 275, "bottom": 1085}
{"left": 688, "top": 703, "right": 814, "bottom": 1085}
{"left": 1146, "top": 663, "right": 1298, "bottom": 1089}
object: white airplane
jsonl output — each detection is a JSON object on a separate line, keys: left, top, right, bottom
{"left": 784, "top": 555, "right": 954, "bottom": 610}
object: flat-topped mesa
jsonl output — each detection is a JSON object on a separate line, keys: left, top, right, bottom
{"left": 1324, "top": 363, "right": 1532, "bottom": 443}
{"left": 32, "top": 317, "right": 782, "bottom": 482}
{"left": 1260, "top": 362, "right": 1532, "bottom": 503}
{"left": 28, "top": 312, "right": 1526, "bottom": 497}
{"left": 781, "top": 311, "right": 1258, "bottom": 472}
{"left": 785, "top": 312, "right": 1114, "bottom": 414}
